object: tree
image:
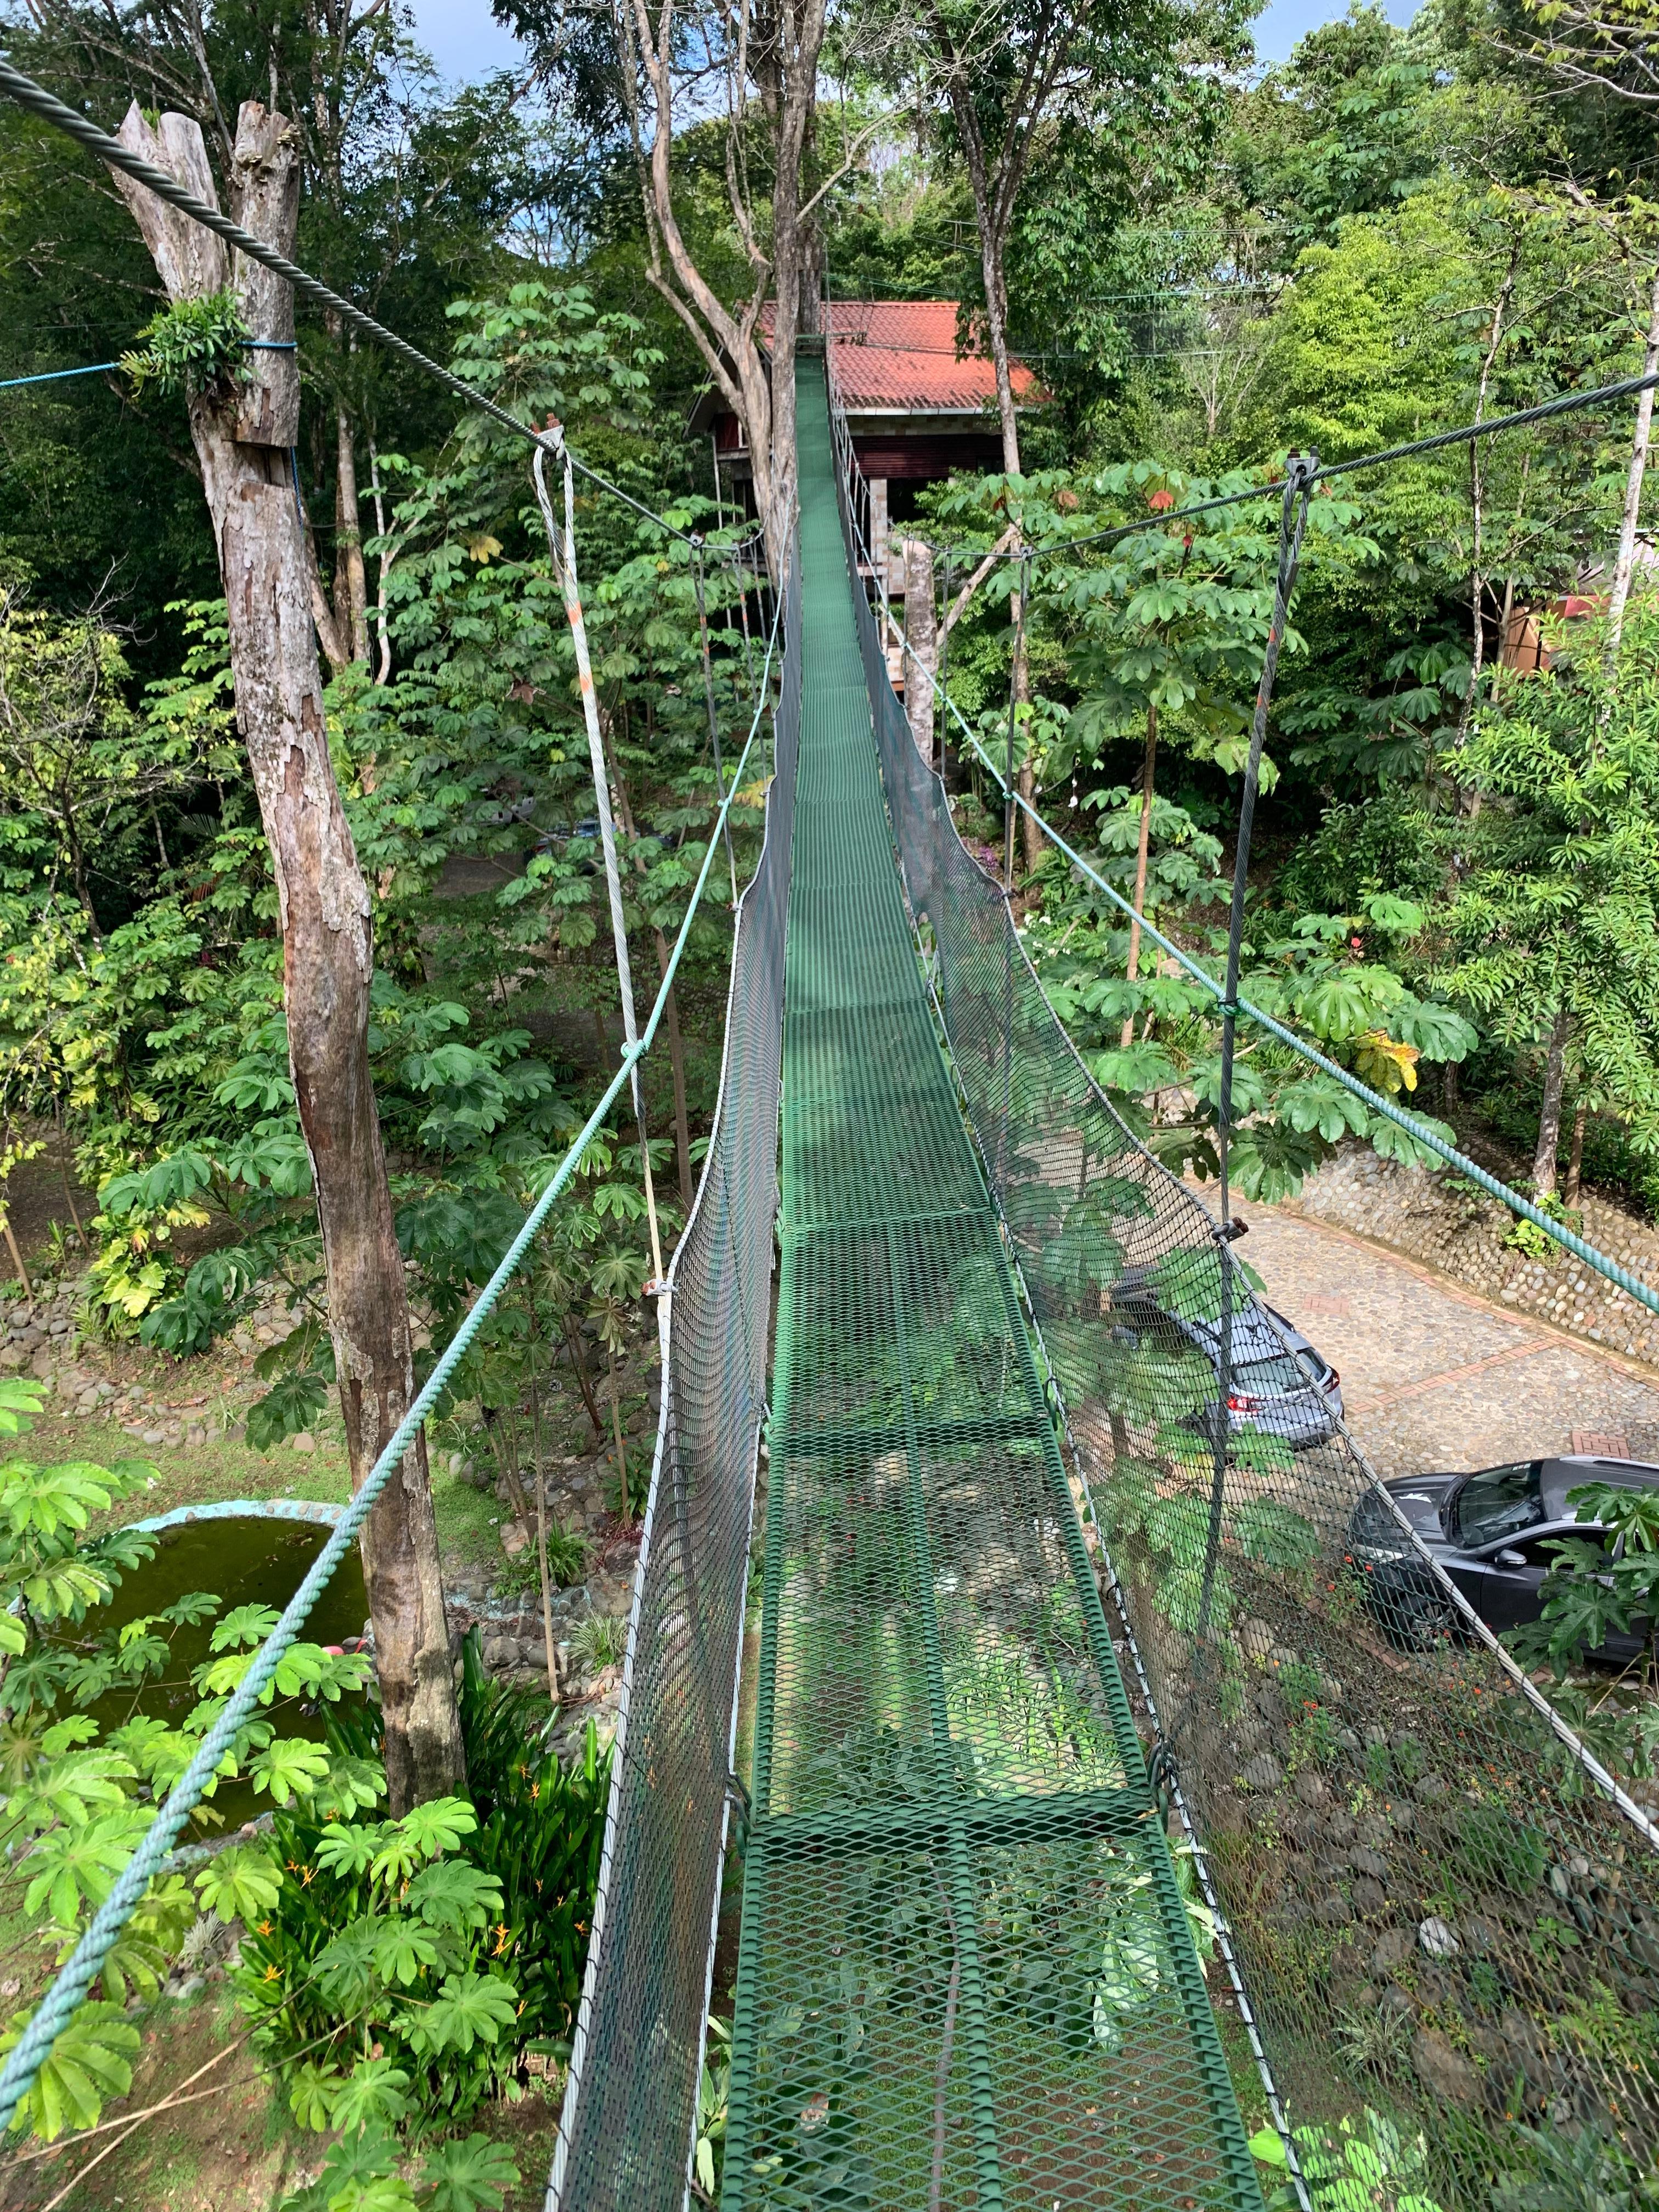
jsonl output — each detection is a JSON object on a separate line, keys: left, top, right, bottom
{"left": 110, "top": 101, "right": 464, "bottom": 1811}
{"left": 13, "top": 2, "right": 552, "bottom": 678}
{"left": 878, "top": 0, "right": 1230, "bottom": 860}
{"left": 1435, "top": 602, "right": 1659, "bottom": 1194}
{"left": 506, "top": 0, "right": 833, "bottom": 575}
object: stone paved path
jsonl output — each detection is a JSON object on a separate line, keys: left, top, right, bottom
{"left": 1244, "top": 1203, "right": 1659, "bottom": 1480}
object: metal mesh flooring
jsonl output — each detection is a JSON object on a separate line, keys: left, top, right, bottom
{"left": 719, "top": 365, "right": 1261, "bottom": 2210}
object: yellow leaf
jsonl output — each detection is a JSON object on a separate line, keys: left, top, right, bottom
{"left": 1352, "top": 1029, "right": 1419, "bottom": 1096}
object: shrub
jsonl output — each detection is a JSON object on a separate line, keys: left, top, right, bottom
{"left": 236, "top": 1630, "right": 611, "bottom": 2137}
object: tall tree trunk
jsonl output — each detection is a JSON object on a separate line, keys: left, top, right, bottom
{"left": 620, "top": 0, "right": 827, "bottom": 579}
{"left": 1121, "top": 706, "right": 1159, "bottom": 1049}
{"left": 903, "top": 535, "right": 937, "bottom": 763}
{"left": 1462, "top": 256, "right": 1517, "bottom": 751}
{"left": 1565, "top": 1095, "right": 1589, "bottom": 1209}
{"left": 334, "top": 397, "right": 370, "bottom": 664}
{"left": 1532, "top": 1007, "right": 1570, "bottom": 1199}
{"left": 112, "top": 100, "right": 464, "bottom": 1814}
{"left": 1607, "top": 261, "right": 1659, "bottom": 660}
{"left": 951, "top": 111, "right": 1037, "bottom": 871}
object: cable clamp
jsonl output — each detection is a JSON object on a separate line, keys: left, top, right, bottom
{"left": 1220, "top": 1218, "right": 1249, "bottom": 1243}
{"left": 1285, "top": 449, "right": 1321, "bottom": 493}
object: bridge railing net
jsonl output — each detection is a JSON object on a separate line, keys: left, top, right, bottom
{"left": 836, "top": 459, "right": 1659, "bottom": 2199}
{"left": 547, "top": 561, "right": 800, "bottom": 2212}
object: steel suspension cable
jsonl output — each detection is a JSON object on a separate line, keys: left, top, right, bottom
{"left": 0, "top": 55, "right": 736, "bottom": 551}
{"left": 865, "top": 358, "right": 1659, "bottom": 569}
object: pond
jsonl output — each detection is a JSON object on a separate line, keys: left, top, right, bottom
{"left": 79, "top": 1511, "right": 369, "bottom": 1835}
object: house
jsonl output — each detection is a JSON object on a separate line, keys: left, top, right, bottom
{"left": 689, "top": 299, "right": 1042, "bottom": 599}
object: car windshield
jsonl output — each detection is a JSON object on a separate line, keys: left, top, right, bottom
{"left": 1453, "top": 1462, "right": 1544, "bottom": 1547}
{"left": 1233, "top": 1351, "right": 1317, "bottom": 1395}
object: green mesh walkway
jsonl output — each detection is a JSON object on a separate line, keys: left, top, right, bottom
{"left": 719, "top": 363, "right": 1262, "bottom": 2210}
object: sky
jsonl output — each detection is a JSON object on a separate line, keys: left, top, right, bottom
{"left": 404, "top": 0, "right": 1417, "bottom": 87}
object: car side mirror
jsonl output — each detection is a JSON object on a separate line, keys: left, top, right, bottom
{"left": 1496, "top": 1548, "right": 1527, "bottom": 1570}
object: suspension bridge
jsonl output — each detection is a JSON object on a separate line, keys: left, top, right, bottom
{"left": 3, "top": 54, "right": 1659, "bottom": 2212}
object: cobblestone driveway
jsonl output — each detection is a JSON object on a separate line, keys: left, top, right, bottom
{"left": 1245, "top": 1204, "right": 1659, "bottom": 1479}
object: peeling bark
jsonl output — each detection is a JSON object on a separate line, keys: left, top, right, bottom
{"left": 902, "top": 536, "right": 937, "bottom": 764}
{"left": 112, "top": 99, "right": 464, "bottom": 1812}
{"left": 1532, "top": 1007, "right": 1570, "bottom": 1199}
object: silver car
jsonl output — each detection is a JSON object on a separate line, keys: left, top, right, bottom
{"left": 1111, "top": 1285, "right": 1344, "bottom": 1451}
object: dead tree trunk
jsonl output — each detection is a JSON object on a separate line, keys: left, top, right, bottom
{"left": 902, "top": 536, "right": 937, "bottom": 763}
{"left": 112, "top": 100, "right": 465, "bottom": 1814}
{"left": 335, "top": 396, "right": 370, "bottom": 664}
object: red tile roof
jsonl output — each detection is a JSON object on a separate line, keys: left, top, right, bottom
{"left": 761, "top": 300, "right": 1041, "bottom": 413}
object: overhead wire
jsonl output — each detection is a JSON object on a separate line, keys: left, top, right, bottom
{"left": 0, "top": 340, "right": 295, "bottom": 392}
{"left": 836, "top": 356, "right": 1659, "bottom": 565}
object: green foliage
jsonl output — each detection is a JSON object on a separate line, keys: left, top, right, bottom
{"left": 237, "top": 1633, "right": 610, "bottom": 2136}
{"left": 120, "top": 291, "right": 252, "bottom": 404}
{"left": 1249, "top": 2104, "right": 1444, "bottom": 2211}
{"left": 1435, "top": 601, "right": 1659, "bottom": 1174}
{"left": 568, "top": 1612, "right": 626, "bottom": 1672}
{"left": 1507, "top": 1480, "right": 1659, "bottom": 1688}
{"left": 278, "top": 2124, "right": 519, "bottom": 2212}
{"left": 0, "top": 1381, "right": 379, "bottom": 2142}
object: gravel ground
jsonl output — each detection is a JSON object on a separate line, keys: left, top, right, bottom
{"left": 1244, "top": 1204, "right": 1659, "bottom": 1478}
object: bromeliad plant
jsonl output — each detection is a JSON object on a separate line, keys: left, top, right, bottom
{"left": 0, "top": 1378, "right": 378, "bottom": 2143}
{"left": 236, "top": 1633, "right": 610, "bottom": 2140}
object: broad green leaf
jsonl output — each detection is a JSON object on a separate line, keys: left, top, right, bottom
{"left": 417, "top": 2134, "right": 521, "bottom": 2212}
{"left": 194, "top": 1845, "right": 281, "bottom": 1922}
{"left": 250, "top": 1736, "right": 331, "bottom": 1805}
{"left": 1, "top": 2001, "right": 139, "bottom": 2141}
{"left": 401, "top": 1970, "right": 518, "bottom": 2056}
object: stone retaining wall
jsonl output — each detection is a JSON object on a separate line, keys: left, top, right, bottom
{"left": 1282, "top": 1141, "right": 1659, "bottom": 1368}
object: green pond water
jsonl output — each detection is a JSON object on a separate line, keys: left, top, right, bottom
{"left": 79, "top": 1516, "right": 369, "bottom": 1835}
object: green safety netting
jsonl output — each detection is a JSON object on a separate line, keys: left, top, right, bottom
{"left": 548, "top": 569, "right": 800, "bottom": 2209}
{"left": 715, "top": 364, "right": 1260, "bottom": 2212}
{"left": 843, "top": 390, "right": 1659, "bottom": 2197}
{"left": 554, "top": 358, "right": 1659, "bottom": 2212}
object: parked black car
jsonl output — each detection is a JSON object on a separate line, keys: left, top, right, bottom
{"left": 1346, "top": 1453, "right": 1659, "bottom": 1651}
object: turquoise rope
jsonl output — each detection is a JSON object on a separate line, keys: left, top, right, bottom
{"left": 0, "top": 362, "right": 116, "bottom": 390}
{"left": 0, "top": 342, "right": 296, "bottom": 392}
{"left": 0, "top": 588, "right": 783, "bottom": 2135}
{"left": 889, "top": 593, "right": 1659, "bottom": 1323}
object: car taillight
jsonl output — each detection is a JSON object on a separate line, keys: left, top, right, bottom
{"left": 1323, "top": 1368, "right": 1340, "bottom": 1392}
{"left": 1226, "top": 1392, "right": 1261, "bottom": 1413}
